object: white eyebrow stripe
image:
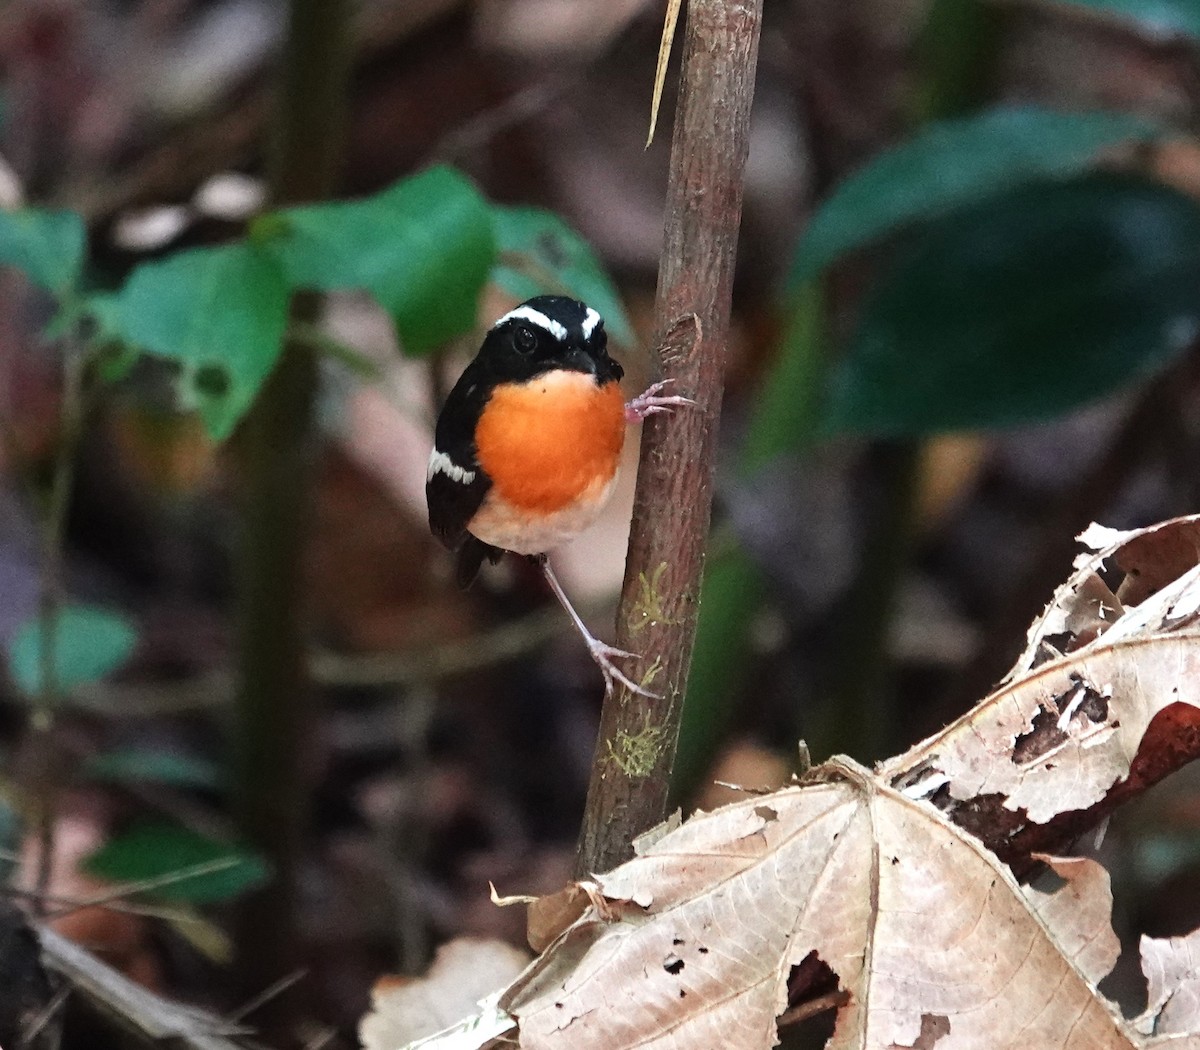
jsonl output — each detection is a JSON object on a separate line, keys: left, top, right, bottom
{"left": 494, "top": 305, "right": 568, "bottom": 342}
{"left": 581, "top": 307, "right": 602, "bottom": 339}
{"left": 427, "top": 449, "right": 476, "bottom": 485}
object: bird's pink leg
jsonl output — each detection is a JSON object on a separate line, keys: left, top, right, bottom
{"left": 625, "top": 379, "right": 695, "bottom": 424}
{"left": 536, "top": 555, "right": 660, "bottom": 698}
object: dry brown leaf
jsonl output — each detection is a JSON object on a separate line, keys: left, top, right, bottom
{"left": 1025, "top": 854, "right": 1120, "bottom": 986}
{"left": 385, "top": 516, "right": 1200, "bottom": 1049}
{"left": 1137, "top": 928, "right": 1200, "bottom": 1040}
{"left": 885, "top": 515, "right": 1200, "bottom": 840}
{"left": 360, "top": 937, "right": 529, "bottom": 1050}
{"left": 1004, "top": 517, "right": 1200, "bottom": 680}
{"left": 492, "top": 762, "right": 1150, "bottom": 1048}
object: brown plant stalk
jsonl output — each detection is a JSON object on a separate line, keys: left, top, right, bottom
{"left": 576, "top": 0, "right": 765, "bottom": 875}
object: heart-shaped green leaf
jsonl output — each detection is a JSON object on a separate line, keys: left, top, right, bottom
{"left": 114, "top": 243, "right": 290, "bottom": 439}
{"left": 262, "top": 165, "right": 494, "bottom": 355}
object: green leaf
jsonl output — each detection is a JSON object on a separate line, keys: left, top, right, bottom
{"left": 491, "top": 206, "right": 635, "bottom": 346}
{"left": 83, "top": 293, "right": 140, "bottom": 383}
{"left": 262, "top": 165, "right": 494, "bottom": 355}
{"left": 6, "top": 606, "right": 137, "bottom": 697}
{"left": 825, "top": 175, "right": 1200, "bottom": 436}
{"left": 1052, "top": 0, "right": 1200, "bottom": 41}
{"left": 0, "top": 208, "right": 85, "bottom": 296}
{"left": 85, "top": 749, "right": 223, "bottom": 791}
{"left": 84, "top": 822, "right": 268, "bottom": 904}
{"left": 788, "top": 107, "right": 1161, "bottom": 287}
{"left": 113, "top": 243, "right": 290, "bottom": 439}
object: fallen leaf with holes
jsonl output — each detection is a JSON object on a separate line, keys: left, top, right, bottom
{"left": 884, "top": 514, "right": 1200, "bottom": 868}
{"left": 393, "top": 762, "right": 1199, "bottom": 1049}
{"left": 382, "top": 515, "right": 1200, "bottom": 1049}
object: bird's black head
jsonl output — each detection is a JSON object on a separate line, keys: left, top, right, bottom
{"left": 473, "top": 296, "right": 623, "bottom": 385}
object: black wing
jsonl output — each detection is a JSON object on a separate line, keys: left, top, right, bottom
{"left": 427, "top": 361, "right": 505, "bottom": 587}
{"left": 426, "top": 462, "right": 489, "bottom": 549}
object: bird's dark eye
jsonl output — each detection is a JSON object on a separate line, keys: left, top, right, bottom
{"left": 513, "top": 324, "right": 538, "bottom": 354}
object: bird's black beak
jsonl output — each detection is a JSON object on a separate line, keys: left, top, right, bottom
{"left": 562, "top": 345, "right": 598, "bottom": 375}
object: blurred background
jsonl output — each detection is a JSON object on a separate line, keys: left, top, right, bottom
{"left": 2, "top": 0, "right": 1200, "bottom": 1046}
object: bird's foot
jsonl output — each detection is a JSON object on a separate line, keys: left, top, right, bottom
{"left": 625, "top": 379, "right": 695, "bottom": 424}
{"left": 587, "top": 637, "right": 661, "bottom": 699}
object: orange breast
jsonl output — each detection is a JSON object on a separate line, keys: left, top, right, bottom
{"left": 475, "top": 370, "right": 625, "bottom": 513}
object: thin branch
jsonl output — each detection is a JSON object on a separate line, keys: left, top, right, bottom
{"left": 231, "top": 0, "right": 351, "bottom": 1016}
{"left": 19, "top": 983, "right": 70, "bottom": 1050}
{"left": 37, "top": 926, "right": 250, "bottom": 1050}
{"left": 577, "top": 0, "right": 765, "bottom": 875}
{"left": 71, "top": 606, "right": 567, "bottom": 716}
{"left": 29, "top": 337, "right": 88, "bottom": 910}
{"left": 229, "top": 970, "right": 307, "bottom": 1024}
{"left": 41, "top": 857, "right": 246, "bottom": 920}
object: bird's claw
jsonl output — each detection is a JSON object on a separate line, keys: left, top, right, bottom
{"left": 588, "top": 639, "right": 661, "bottom": 698}
{"left": 625, "top": 379, "right": 696, "bottom": 424}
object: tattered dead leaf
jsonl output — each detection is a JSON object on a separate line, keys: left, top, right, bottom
{"left": 493, "top": 763, "right": 1144, "bottom": 1048}
{"left": 392, "top": 517, "right": 1200, "bottom": 1049}
{"left": 1138, "top": 928, "right": 1200, "bottom": 1038}
{"left": 1008, "top": 516, "right": 1200, "bottom": 679}
{"left": 886, "top": 515, "right": 1200, "bottom": 830}
{"left": 490, "top": 882, "right": 538, "bottom": 908}
{"left": 417, "top": 774, "right": 1200, "bottom": 1048}
{"left": 360, "top": 938, "right": 528, "bottom": 1050}
{"left": 527, "top": 883, "right": 592, "bottom": 954}
{"left": 1025, "top": 854, "right": 1120, "bottom": 986}
{"left": 1114, "top": 520, "right": 1200, "bottom": 608}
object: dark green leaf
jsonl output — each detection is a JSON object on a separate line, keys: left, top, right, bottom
{"left": 86, "top": 749, "right": 223, "bottom": 791}
{"left": 788, "top": 107, "right": 1160, "bottom": 286}
{"left": 491, "top": 206, "right": 634, "bottom": 346}
{"left": 6, "top": 606, "right": 137, "bottom": 697}
{"left": 114, "top": 243, "right": 290, "bottom": 439}
{"left": 0, "top": 208, "right": 85, "bottom": 296}
{"left": 826, "top": 175, "right": 1200, "bottom": 436}
{"left": 84, "top": 822, "right": 268, "bottom": 904}
{"left": 1051, "top": 0, "right": 1200, "bottom": 41}
{"left": 262, "top": 166, "right": 494, "bottom": 355}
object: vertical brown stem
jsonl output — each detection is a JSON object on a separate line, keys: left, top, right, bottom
{"left": 576, "top": 0, "right": 764, "bottom": 875}
{"left": 232, "top": 0, "right": 350, "bottom": 1018}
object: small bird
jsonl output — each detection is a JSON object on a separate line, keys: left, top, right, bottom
{"left": 426, "top": 295, "right": 691, "bottom": 695}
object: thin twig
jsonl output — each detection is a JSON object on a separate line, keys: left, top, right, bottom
{"left": 776, "top": 989, "right": 850, "bottom": 1029}
{"left": 38, "top": 926, "right": 250, "bottom": 1050}
{"left": 71, "top": 606, "right": 568, "bottom": 715}
{"left": 30, "top": 336, "right": 88, "bottom": 910}
{"left": 19, "top": 982, "right": 70, "bottom": 1049}
{"left": 576, "top": 0, "right": 765, "bottom": 875}
{"left": 228, "top": 969, "right": 307, "bottom": 1024}
{"left": 41, "top": 856, "right": 246, "bottom": 920}
{"left": 5, "top": 886, "right": 218, "bottom": 927}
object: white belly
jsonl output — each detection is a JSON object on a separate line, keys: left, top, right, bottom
{"left": 468, "top": 472, "right": 618, "bottom": 555}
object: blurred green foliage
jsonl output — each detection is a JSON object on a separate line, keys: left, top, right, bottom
{"left": 5, "top": 605, "right": 137, "bottom": 698}
{"left": 84, "top": 821, "right": 268, "bottom": 904}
